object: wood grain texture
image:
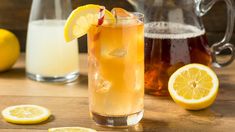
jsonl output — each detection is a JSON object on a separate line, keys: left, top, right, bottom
{"left": 0, "top": 54, "right": 88, "bottom": 97}
{"left": 0, "top": 54, "right": 235, "bottom": 132}
{"left": 0, "top": 0, "right": 234, "bottom": 52}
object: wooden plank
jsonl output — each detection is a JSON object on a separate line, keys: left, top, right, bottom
{"left": 0, "top": 54, "right": 88, "bottom": 97}
{"left": 202, "top": 1, "right": 227, "bottom": 32}
{"left": 0, "top": 96, "right": 141, "bottom": 132}
{"left": 0, "top": 130, "right": 45, "bottom": 132}
{"left": 0, "top": 0, "right": 133, "bottom": 30}
{"left": 0, "top": 0, "right": 234, "bottom": 52}
{"left": 9, "top": 30, "right": 27, "bottom": 52}
{"left": 0, "top": 54, "right": 235, "bottom": 131}
{"left": 72, "top": 0, "right": 134, "bottom": 11}
{"left": 0, "top": 0, "right": 230, "bottom": 32}
{"left": 1, "top": 54, "right": 235, "bottom": 101}
{"left": 206, "top": 32, "right": 235, "bottom": 46}
{"left": 0, "top": 130, "right": 118, "bottom": 132}
{"left": 12, "top": 31, "right": 235, "bottom": 52}
{"left": 0, "top": 96, "right": 235, "bottom": 132}
{"left": 0, "top": 0, "right": 31, "bottom": 30}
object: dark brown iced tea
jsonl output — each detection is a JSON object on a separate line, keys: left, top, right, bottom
{"left": 144, "top": 22, "right": 212, "bottom": 96}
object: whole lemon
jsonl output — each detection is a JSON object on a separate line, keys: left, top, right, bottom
{"left": 0, "top": 29, "right": 20, "bottom": 72}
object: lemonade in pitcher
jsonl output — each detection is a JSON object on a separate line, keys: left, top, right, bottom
{"left": 26, "top": 20, "right": 79, "bottom": 78}
{"left": 26, "top": 0, "right": 79, "bottom": 82}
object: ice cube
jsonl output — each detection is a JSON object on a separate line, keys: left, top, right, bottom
{"left": 111, "top": 8, "right": 134, "bottom": 18}
{"left": 135, "top": 71, "right": 142, "bottom": 91}
{"left": 96, "top": 80, "right": 111, "bottom": 93}
{"left": 111, "top": 8, "right": 138, "bottom": 25}
{"left": 109, "top": 48, "right": 127, "bottom": 57}
{"left": 88, "top": 54, "right": 99, "bottom": 73}
{"left": 95, "top": 73, "right": 112, "bottom": 93}
{"left": 117, "top": 19, "right": 139, "bottom": 25}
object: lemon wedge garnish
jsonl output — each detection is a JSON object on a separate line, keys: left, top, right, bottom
{"left": 1, "top": 105, "right": 51, "bottom": 124}
{"left": 48, "top": 127, "right": 97, "bottom": 132}
{"left": 168, "top": 64, "right": 219, "bottom": 110}
{"left": 64, "top": 4, "right": 115, "bottom": 42}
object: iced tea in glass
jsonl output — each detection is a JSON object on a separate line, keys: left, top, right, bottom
{"left": 87, "top": 12, "right": 144, "bottom": 127}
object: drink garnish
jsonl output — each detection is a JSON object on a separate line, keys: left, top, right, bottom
{"left": 98, "top": 6, "right": 105, "bottom": 26}
{"left": 64, "top": 4, "right": 115, "bottom": 42}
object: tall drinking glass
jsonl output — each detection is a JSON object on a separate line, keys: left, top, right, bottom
{"left": 26, "top": 0, "right": 79, "bottom": 83}
{"left": 87, "top": 13, "right": 144, "bottom": 127}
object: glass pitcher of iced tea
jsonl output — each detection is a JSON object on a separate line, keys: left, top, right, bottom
{"left": 128, "top": 0, "right": 235, "bottom": 96}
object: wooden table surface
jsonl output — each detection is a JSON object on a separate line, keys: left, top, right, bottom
{"left": 0, "top": 54, "right": 235, "bottom": 132}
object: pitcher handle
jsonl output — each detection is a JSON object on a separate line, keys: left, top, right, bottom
{"left": 197, "top": 0, "right": 235, "bottom": 68}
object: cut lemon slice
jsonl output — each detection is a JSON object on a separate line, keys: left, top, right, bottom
{"left": 48, "top": 127, "right": 97, "bottom": 132}
{"left": 1, "top": 105, "right": 51, "bottom": 124}
{"left": 168, "top": 64, "right": 219, "bottom": 110}
{"left": 64, "top": 4, "right": 115, "bottom": 42}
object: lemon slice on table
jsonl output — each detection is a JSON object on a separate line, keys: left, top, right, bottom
{"left": 168, "top": 64, "right": 219, "bottom": 110}
{"left": 1, "top": 105, "right": 51, "bottom": 124}
{"left": 64, "top": 4, "right": 115, "bottom": 42}
{"left": 48, "top": 127, "right": 97, "bottom": 132}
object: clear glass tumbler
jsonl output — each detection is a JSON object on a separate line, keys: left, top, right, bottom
{"left": 26, "top": 0, "right": 79, "bottom": 83}
{"left": 87, "top": 13, "right": 144, "bottom": 127}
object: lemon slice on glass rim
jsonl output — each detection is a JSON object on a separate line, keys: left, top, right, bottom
{"left": 168, "top": 64, "right": 219, "bottom": 110}
{"left": 64, "top": 4, "right": 115, "bottom": 42}
{"left": 48, "top": 127, "right": 97, "bottom": 132}
{"left": 1, "top": 105, "right": 51, "bottom": 124}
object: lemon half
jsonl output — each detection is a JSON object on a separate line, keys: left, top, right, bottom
{"left": 168, "top": 64, "right": 219, "bottom": 110}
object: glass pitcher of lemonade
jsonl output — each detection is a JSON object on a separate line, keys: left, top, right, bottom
{"left": 128, "top": 0, "right": 235, "bottom": 96}
{"left": 26, "top": 0, "right": 79, "bottom": 83}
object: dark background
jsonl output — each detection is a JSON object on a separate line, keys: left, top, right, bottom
{"left": 0, "top": 0, "right": 234, "bottom": 53}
